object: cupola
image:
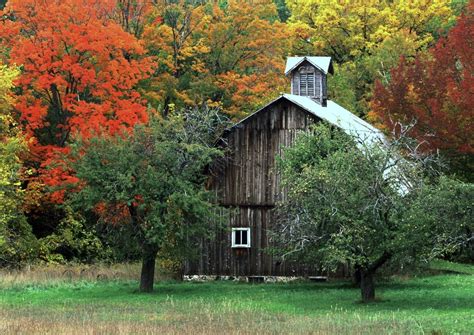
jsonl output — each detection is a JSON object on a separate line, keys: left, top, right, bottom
{"left": 285, "top": 56, "right": 334, "bottom": 107}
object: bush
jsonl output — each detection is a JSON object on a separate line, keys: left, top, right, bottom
{"left": 0, "top": 215, "right": 38, "bottom": 268}
{"left": 39, "top": 206, "right": 112, "bottom": 264}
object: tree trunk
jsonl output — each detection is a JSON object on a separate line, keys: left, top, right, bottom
{"left": 353, "top": 266, "right": 361, "bottom": 286}
{"left": 360, "top": 270, "right": 375, "bottom": 302}
{"left": 139, "top": 245, "right": 158, "bottom": 293}
{"left": 356, "top": 252, "right": 392, "bottom": 302}
{"left": 128, "top": 205, "right": 159, "bottom": 293}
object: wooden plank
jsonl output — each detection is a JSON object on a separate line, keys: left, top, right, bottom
{"left": 188, "top": 99, "right": 327, "bottom": 276}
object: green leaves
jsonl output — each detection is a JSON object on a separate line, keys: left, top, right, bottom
{"left": 274, "top": 122, "right": 472, "bottom": 274}
{"left": 68, "top": 107, "right": 226, "bottom": 267}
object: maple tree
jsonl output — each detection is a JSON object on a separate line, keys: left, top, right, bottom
{"left": 142, "top": 0, "right": 289, "bottom": 118}
{"left": 371, "top": 3, "right": 474, "bottom": 180}
{"left": 0, "top": 0, "right": 153, "bottom": 202}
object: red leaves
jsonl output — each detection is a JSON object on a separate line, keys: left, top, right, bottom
{"left": 371, "top": 4, "right": 474, "bottom": 156}
{"left": 1, "top": 0, "right": 153, "bottom": 202}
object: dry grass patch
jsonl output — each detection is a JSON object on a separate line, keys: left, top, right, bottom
{"left": 0, "top": 263, "right": 163, "bottom": 287}
{"left": 0, "top": 303, "right": 421, "bottom": 335}
{"left": 1, "top": 265, "right": 472, "bottom": 334}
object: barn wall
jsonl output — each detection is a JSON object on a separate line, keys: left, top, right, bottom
{"left": 186, "top": 99, "right": 322, "bottom": 276}
{"left": 212, "top": 100, "right": 317, "bottom": 206}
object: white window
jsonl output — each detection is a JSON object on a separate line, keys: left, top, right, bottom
{"left": 231, "top": 228, "right": 251, "bottom": 248}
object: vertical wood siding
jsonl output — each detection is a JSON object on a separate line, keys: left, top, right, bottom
{"left": 186, "top": 99, "right": 324, "bottom": 276}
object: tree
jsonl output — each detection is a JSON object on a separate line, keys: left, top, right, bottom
{"left": 68, "top": 108, "right": 226, "bottom": 292}
{"left": 0, "top": 0, "right": 153, "bottom": 202}
{"left": 113, "top": 0, "right": 151, "bottom": 37}
{"left": 286, "top": 0, "right": 457, "bottom": 115}
{"left": 0, "top": 63, "right": 38, "bottom": 267}
{"left": 371, "top": 4, "right": 474, "bottom": 181}
{"left": 142, "top": 0, "right": 289, "bottom": 118}
{"left": 273, "top": 0, "right": 291, "bottom": 22}
{"left": 274, "top": 123, "right": 471, "bottom": 302}
{"left": 401, "top": 176, "right": 474, "bottom": 263}
{"left": 287, "top": 0, "right": 454, "bottom": 63}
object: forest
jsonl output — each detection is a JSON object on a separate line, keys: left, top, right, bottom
{"left": 0, "top": 0, "right": 473, "bottom": 333}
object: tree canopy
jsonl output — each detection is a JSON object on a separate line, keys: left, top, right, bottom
{"left": 371, "top": 4, "right": 474, "bottom": 181}
{"left": 142, "top": 0, "right": 289, "bottom": 118}
{"left": 274, "top": 123, "right": 472, "bottom": 301}
{"left": 68, "top": 108, "right": 225, "bottom": 291}
{"left": 0, "top": 0, "right": 153, "bottom": 202}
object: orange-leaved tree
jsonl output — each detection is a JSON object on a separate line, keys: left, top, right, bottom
{"left": 370, "top": 2, "right": 474, "bottom": 180}
{"left": 0, "top": 0, "right": 153, "bottom": 202}
{"left": 143, "top": 0, "right": 289, "bottom": 119}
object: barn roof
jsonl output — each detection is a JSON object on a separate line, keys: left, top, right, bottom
{"left": 230, "top": 94, "right": 413, "bottom": 193}
{"left": 232, "top": 94, "right": 386, "bottom": 146}
{"left": 285, "top": 56, "right": 334, "bottom": 75}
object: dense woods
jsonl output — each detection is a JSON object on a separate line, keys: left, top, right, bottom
{"left": 0, "top": 0, "right": 472, "bottom": 296}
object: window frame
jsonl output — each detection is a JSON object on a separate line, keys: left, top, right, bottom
{"left": 231, "top": 227, "right": 251, "bottom": 248}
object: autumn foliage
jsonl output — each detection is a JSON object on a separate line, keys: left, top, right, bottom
{"left": 371, "top": 4, "right": 473, "bottom": 165}
{"left": 0, "top": 0, "right": 152, "bottom": 201}
{"left": 143, "top": 0, "right": 289, "bottom": 118}
{"left": 0, "top": 0, "right": 472, "bottom": 270}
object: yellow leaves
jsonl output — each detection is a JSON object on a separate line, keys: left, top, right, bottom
{"left": 287, "top": 0, "right": 453, "bottom": 61}
{"left": 141, "top": 0, "right": 290, "bottom": 117}
{"left": 394, "top": 0, "right": 453, "bottom": 34}
{"left": 0, "top": 63, "right": 20, "bottom": 129}
{"left": 406, "top": 82, "right": 420, "bottom": 104}
{"left": 0, "top": 63, "right": 28, "bottom": 227}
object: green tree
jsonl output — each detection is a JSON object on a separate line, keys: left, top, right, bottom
{"left": 0, "top": 63, "right": 38, "bottom": 268}
{"left": 68, "top": 108, "right": 226, "bottom": 292}
{"left": 401, "top": 176, "right": 474, "bottom": 263}
{"left": 273, "top": 0, "right": 291, "bottom": 22}
{"left": 38, "top": 206, "right": 111, "bottom": 264}
{"left": 274, "top": 123, "right": 472, "bottom": 302}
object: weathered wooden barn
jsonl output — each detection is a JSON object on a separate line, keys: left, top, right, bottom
{"left": 186, "top": 56, "right": 384, "bottom": 277}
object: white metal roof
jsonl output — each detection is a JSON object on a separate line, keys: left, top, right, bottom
{"left": 232, "top": 94, "right": 386, "bottom": 146}
{"left": 285, "top": 56, "right": 333, "bottom": 75}
{"left": 281, "top": 94, "right": 386, "bottom": 145}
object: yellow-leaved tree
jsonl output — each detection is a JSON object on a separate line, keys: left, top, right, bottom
{"left": 286, "top": 0, "right": 456, "bottom": 115}
{"left": 0, "top": 63, "right": 38, "bottom": 267}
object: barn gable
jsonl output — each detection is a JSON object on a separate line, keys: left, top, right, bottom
{"left": 232, "top": 94, "right": 385, "bottom": 147}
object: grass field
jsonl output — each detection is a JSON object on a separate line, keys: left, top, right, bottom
{"left": 0, "top": 264, "right": 473, "bottom": 334}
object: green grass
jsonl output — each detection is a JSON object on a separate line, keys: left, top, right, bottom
{"left": 429, "top": 259, "right": 474, "bottom": 275}
{"left": 0, "top": 273, "right": 473, "bottom": 334}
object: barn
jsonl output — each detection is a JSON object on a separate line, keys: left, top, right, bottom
{"left": 186, "top": 56, "right": 385, "bottom": 277}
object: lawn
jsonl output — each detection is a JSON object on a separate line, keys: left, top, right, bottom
{"left": 0, "top": 266, "right": 473, "bottom": 334}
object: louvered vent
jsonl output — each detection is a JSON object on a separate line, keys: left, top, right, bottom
{"left": 300, "top": 73, "right": 315, "bottom": 96}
